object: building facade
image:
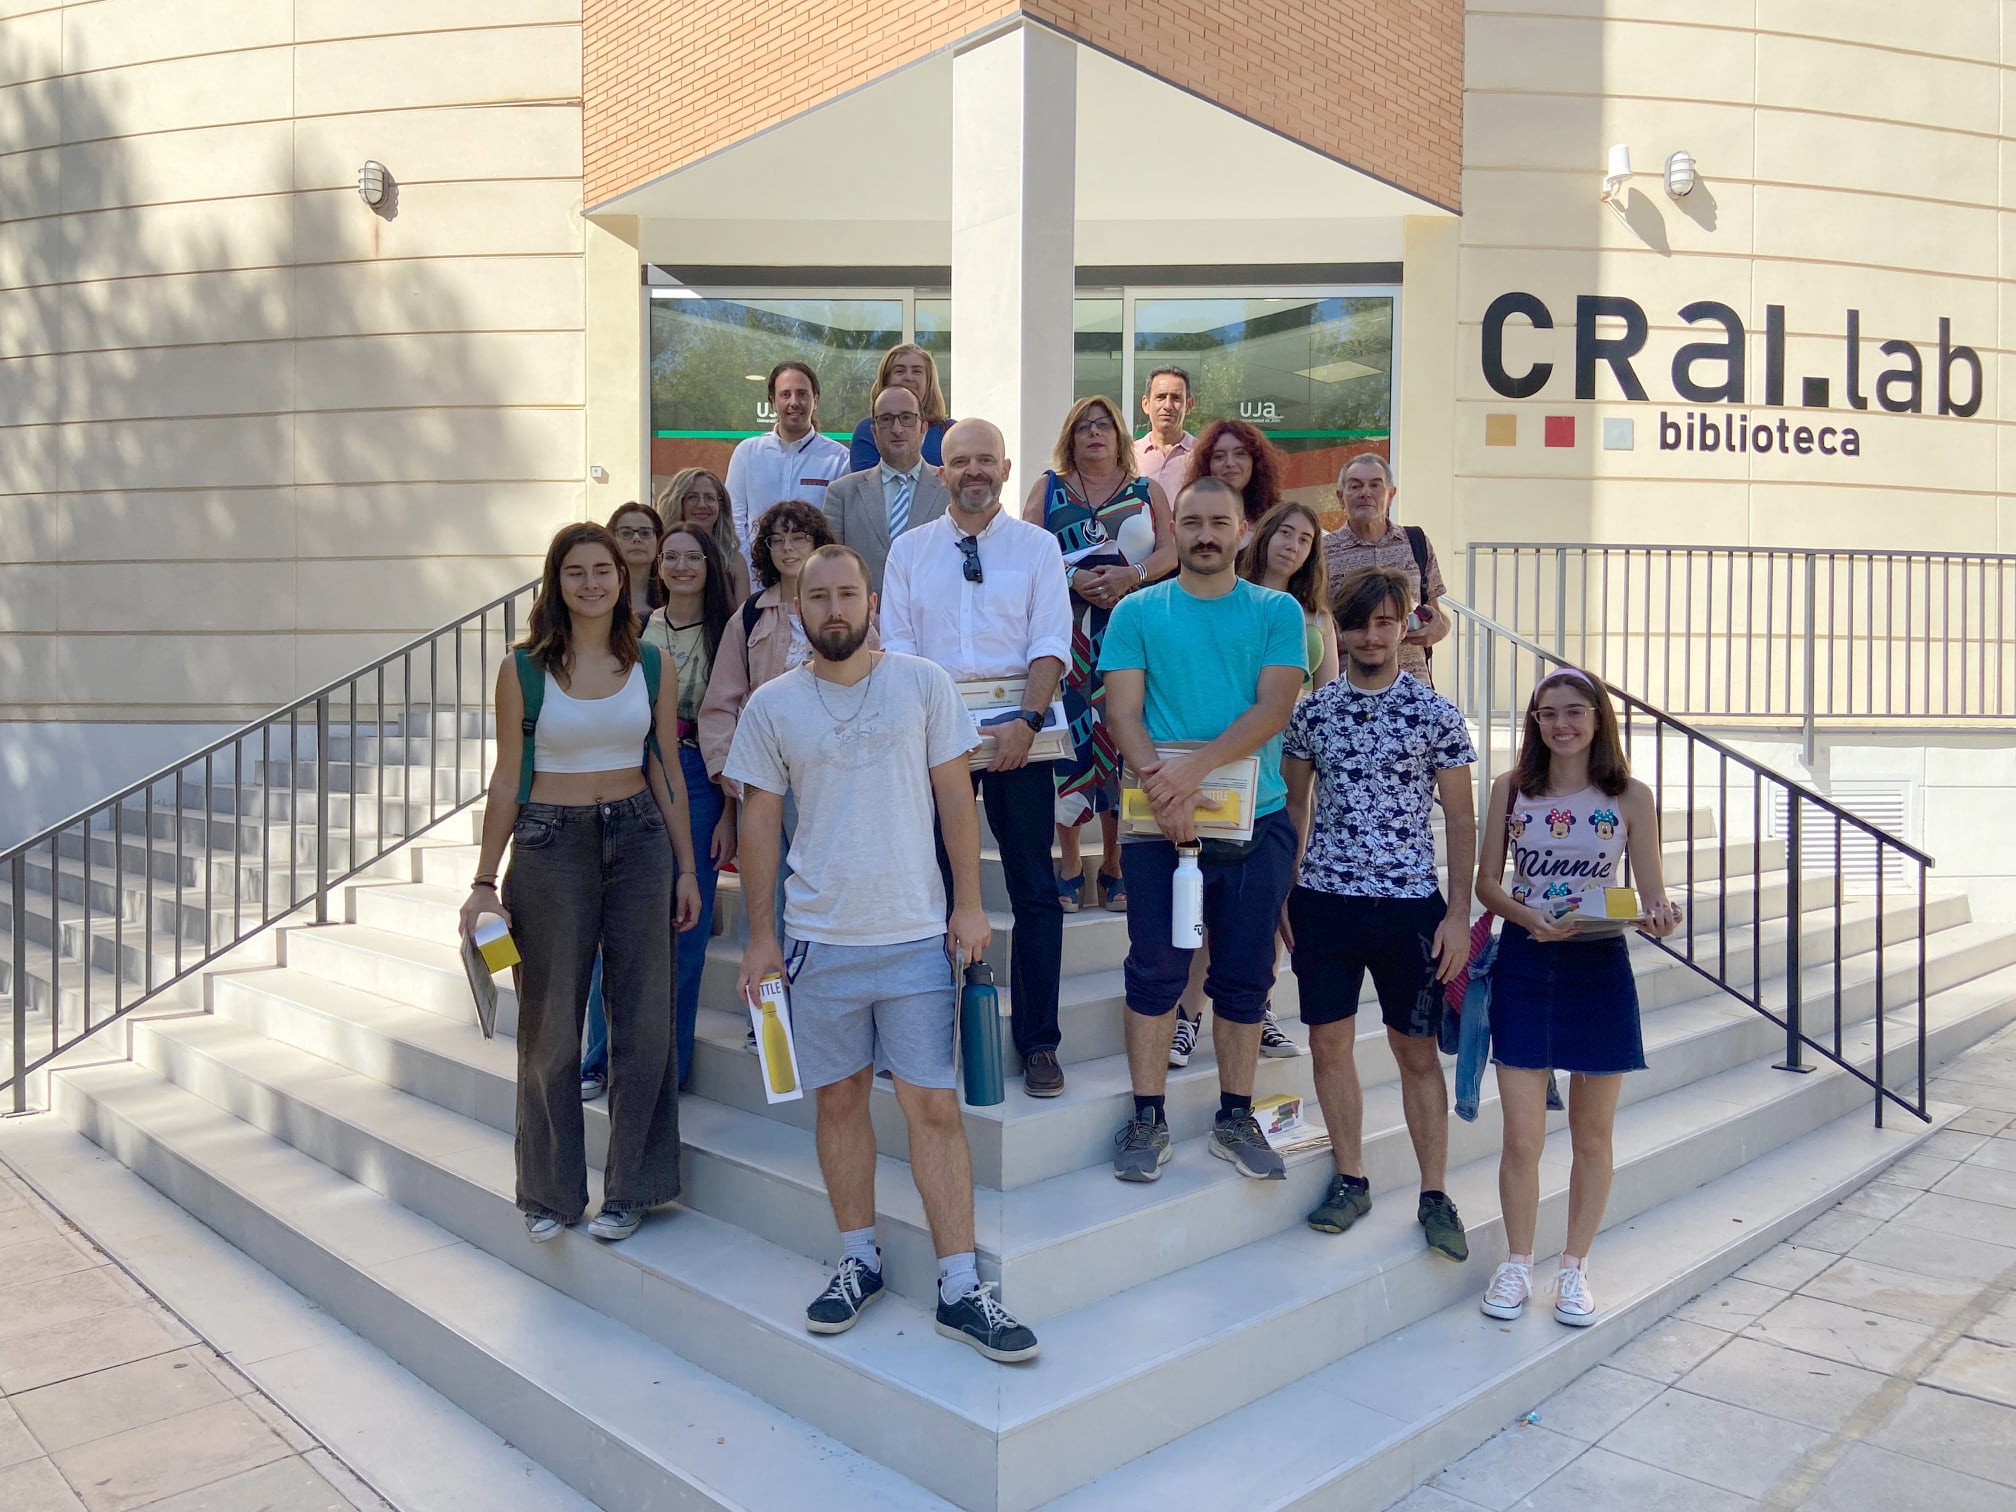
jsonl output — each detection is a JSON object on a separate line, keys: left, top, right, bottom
{"left": 3, "top": 1, "right": 2011, "bottom": 837}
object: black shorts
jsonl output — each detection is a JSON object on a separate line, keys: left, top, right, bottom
{"left": 1287, "top": 887, "right": 1446, "bottom": 1038}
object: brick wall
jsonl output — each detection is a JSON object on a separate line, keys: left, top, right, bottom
{"left": 585, "top": 1, "right": 1461, "bottom": 210}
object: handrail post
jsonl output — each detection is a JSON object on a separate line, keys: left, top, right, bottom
{"left": 1554, "top": 547, "right": 1568, "bottom": 658}
{"left": 9, "top": 850, "right": 25, "bottom": 1113}
{"left": 1774, "top": 796, "right": 1811, "bottom": 1074}
{"left": 1801, "top": 552, "right": 1818, "bottom": 766}
{"left": 315, "top": 695, "right": 331, "bottom": 925}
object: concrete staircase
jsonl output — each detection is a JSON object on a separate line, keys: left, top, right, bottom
{"left": 5, "top": 712, "right": 2015, "bottom": 1510}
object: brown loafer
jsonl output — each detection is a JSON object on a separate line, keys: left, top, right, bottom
{"left": 1023, "top": 1048, "right": 1065, "bottom": 1098}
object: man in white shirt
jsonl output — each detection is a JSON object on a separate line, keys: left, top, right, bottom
{"left": 821, "top": 385, "right": 951, "bottom": 593}
{"left": 881, "top": 419, "right": 1075, "bottom": 1098}
{"left": 724, "top": 360, "right": 851, "bottom": 578}
{"left": 1131, "top": 365, "right": 1198, "bottom": 495}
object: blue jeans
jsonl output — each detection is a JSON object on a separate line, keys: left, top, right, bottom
{"left": 582, "top": 746, "right": 724, "bottom": 1091}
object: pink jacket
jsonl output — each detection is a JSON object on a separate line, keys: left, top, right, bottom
{"left": 697, "top": 585, "right": 881, "bottom": 779}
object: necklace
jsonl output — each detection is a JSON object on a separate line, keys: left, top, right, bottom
{"left": 1068, "top": 469, "right": 1128, "bottom": 511}
{"left": 809, "top": 653, "right": 880, "bottom": 734}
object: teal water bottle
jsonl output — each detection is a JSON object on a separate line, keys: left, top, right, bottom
{"left": 959, "top": 962, "right": 1005, "bottom": 1107}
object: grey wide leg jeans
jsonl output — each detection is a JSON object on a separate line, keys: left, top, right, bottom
{"left": 502, "top": 790, "right": 679, "bottom": 1222}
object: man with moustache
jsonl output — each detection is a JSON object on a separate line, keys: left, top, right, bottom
{"left": 881, "top": 418, "right": 1074, "bottom": 1097}
{"left": 1100, "top": 477, "right": 1307, "bottom": 1183}
{"left": 728, "top": 544, "right": 1039, "bottom": 1364}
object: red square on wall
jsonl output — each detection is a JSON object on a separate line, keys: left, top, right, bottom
{"left": 1543, "top": 415, "right": 1576, "bottom": 448}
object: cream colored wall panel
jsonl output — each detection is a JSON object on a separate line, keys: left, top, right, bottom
{"left": 64, "top": 194, "right": 295, "bottom": 282}
{"left": 64, "top": 46, "right": 293, "bottom": 140}
{"left": 293, "top": 407, "right": 581, "bottom": 486}
{"left": 294, "top": 179, "right": 584, "bottom": 263}
{"left": 0, "top": 421, "right": 57, "bottom": 494}
{"left": 1754, "top": 109, "right": 1997, "bottom": 206}
{"left": 292, "top": 26, "right": 580, "bottom": 117}
{"left": 0, "top": 353, "right": 60, "bottom": 424}
{"left": 294, "top": 256, "right": 583, "bottom": 339}
{"left": 288, "top": 632, "right": 450, "bottom": 696}
{"left": 584, "top": 217, "right": 643, "bottom": 506}
{"left": 0, "top": 494, "right": 66, "bottom": 566}
{"left": 1998, "top": 210, "right": 2016, "bottom": 282}
{"left": 294, "top": 480, "right": 580, "bottom": 557}
{"left": 64, "top": 343, "right": 297, "bottom": 423}
{"left": 0, "top": 285, "right": 59, "bottom": 359}
{"left": 293, "top": 105, "right": 582, "bottom": 190}
{"left": 1452, "top": 471, "right": 1755, "bottom": 546}
{"left": 0, "top": 633, "right": 296, "bottom": 708}
{"left": 1457, "top": 247, "right": 1753, "bottom": 326}
{"left": 295, "top": 0, "right": 581, "bottom": 44}
{"left": 1462, "top": 168, "right": 1755, "bottom": 255}
{"left": 0, "top": 563, "right": 58, "bottom": 632}
{"left": 0, "top": 206, "right": 63, "bottom": 290}
{"left": 60, "top": 121, "right": 294, "bottom": 214}
{"left": 1750, "top": 261, "right": 1998, "bottom": 349}
{"left": 62, "top": 267, "right": 294, "bottom": 353}
{"left": 1463, "top": 90, "right": 1754, "bottom": 178}
{"left": 1465, "top": 0, "right": 1755, "bottom": 20}
{"left": 0, "top": 7, "right": 61, "bottom": 82}
{"left": 0, "top": 76, "right": 62, "bottom": 153}
{"left": 61, "top": 488, "right": 297, "bottom": 564}
{"left": 293, "top": 555, "right": 542, "bottom": 631}
{"left": 0, "top": 142, "right": 57, "bottom": 220}
{"left": 1755, "top": 34, "right": 1997, "bottom": 136}
{"left": 295, "top": 331, "right": 583, "bottom": 412}
{"left": 62, "top": 0, "right": 293, "bottom": 74}
{"left": 62, "top": 415, "right": 292, "bottom": 492}
{"left": 1747, "top": 481, "right": 2003, "bottom": 552}
{"left": 1755, "top": 185, "right": 1996, "bottom": 280}
{"left": 59, "top": 563, "right": 294, "bottom": 633}
{"left": 1759, "top": 0, "right": 1999, "bottom": 60}
{"left": 1466, "top": 14, "right": 1756, "bottom": 106}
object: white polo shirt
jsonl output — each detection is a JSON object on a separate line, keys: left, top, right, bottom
{"left": 879, "top": 508, "right": 1073, "bottom": 681}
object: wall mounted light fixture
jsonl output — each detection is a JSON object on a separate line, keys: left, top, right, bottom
{"left": 1600, "top": 143, "right": 1631, "bottom": 204}
{"left": 357, "top": 161, "right": 388, "bottom": 207}
{"left": 1664, "top": 150, "right": 1698, "bottom": 197}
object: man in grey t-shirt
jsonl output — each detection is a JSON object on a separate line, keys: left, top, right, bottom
{"left": 727, "top": 545, "right": 1039, "bottom": 1364}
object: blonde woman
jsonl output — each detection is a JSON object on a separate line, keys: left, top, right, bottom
{"left": 848, "top": 342, "right": 951, "bottom": 472}
{"left": 657, "top": 467, "right": 752, "bottom": 604}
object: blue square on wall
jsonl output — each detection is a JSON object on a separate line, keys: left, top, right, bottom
{"left": 1602, "top": 417, "right": 1635, "bottom": 450}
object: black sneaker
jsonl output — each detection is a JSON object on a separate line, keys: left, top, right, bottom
{"left": 805, "top": 1256, "right": 884, "bottom": 1335}
{"left": 1258, "top": 1008, "right": 1303, "bottom": 1058}
{"left": 935, "top": 1282, "right": 1039, "bottom": 1363}
{"left": 1307, "top": 1173, "right": 1372, "bottom": 1233}
{"left": 1419, "top": 1191, "right": 1469, "bottom": 1262}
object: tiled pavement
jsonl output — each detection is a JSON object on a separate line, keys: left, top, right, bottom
{"left": 1397, "top": 1021, "right": 2016, "bottom": 1512}
{"left": 0, "top": 1159, "right": 391, "bottom": 1512}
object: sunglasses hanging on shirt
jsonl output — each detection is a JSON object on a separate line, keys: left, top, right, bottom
{"left": 956, "top": 535, "right": 984, "bottom": 584}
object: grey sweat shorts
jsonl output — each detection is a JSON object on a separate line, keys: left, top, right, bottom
{"left": 785, "top": 935, "right": 957, "bottom": 1091}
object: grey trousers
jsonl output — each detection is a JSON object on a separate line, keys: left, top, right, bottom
{"left": 503, "top": 790, "right": 679, "bottom": 1222}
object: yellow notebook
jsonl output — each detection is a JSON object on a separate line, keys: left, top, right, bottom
{"left": 1119, "top": 745, "right": 1259, "bottom": 842}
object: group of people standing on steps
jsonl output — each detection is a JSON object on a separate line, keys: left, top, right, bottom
{"left": 456, "top": 342, "right": 1683, "bottom": 1370}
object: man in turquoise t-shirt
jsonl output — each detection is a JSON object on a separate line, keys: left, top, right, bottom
{"left": 1099, "top": 477, "right": 1307, "bottom": 1184}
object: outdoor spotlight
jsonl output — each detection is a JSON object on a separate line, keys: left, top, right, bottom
{"left": 358, "top": 161, "right": 388, "bottom": 206}
{"left": 1600, "top": 144, "right": 1631, "bottom": 204}
{"left": 1664, "top": 149, "right": 1698, "bottom": 197}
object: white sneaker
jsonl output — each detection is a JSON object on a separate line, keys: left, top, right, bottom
{"left": 587, "top": 1208, "right": 641, "bottom": 1243}
{"left": 1168, "top": 1015, "right": 1197, "bottom": 1069}
{"left": 1553, "top": 1263, "right": 1597, "bottom": 1326}
{"left": 525, "top": 1213, "right": 564, "bottom": 1244}
{"left": 1481, "top": 1259, "right": 1532, "bottom": 1320}
{"left": 1258, "top": 1008, "right": 1303, "bottom": 1058}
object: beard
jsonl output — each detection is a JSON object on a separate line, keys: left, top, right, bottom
{"left": 811, "top": 618, "right": 872, "bottom": 662}
{"left": 1348, "top": 648, "right": 1396, "bottom": 679}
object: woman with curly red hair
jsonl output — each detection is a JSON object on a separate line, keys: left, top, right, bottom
{"left": 1184, "top": 419, "right": 1285, "bottom": 540}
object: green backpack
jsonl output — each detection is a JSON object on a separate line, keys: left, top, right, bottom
{"left": 513, "top": 645, "right": 664, "bottom": 805}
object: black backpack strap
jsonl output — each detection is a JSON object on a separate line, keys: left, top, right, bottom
{"left": 740, "top": 594, "right": 763, "bottom": 678}
{"left": 513, "top": 649, "right": 543, "bottom": 805}
{"left": 639, "top": 643, "right": 666, "bottom": 773}
{"left": 1403, "top": 525, "right": 1435, "bottom": 667}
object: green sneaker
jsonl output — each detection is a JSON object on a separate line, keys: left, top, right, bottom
{"left": 1419, "top": 1191, "right": 1469, "bottom": 1261}
{"left": 1307, "top": 1173, "right": 1372, "bottom": 1233}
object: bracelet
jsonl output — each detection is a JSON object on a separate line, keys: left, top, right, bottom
{"left": 472, "top": 875, "right": 498, "bottom": 889}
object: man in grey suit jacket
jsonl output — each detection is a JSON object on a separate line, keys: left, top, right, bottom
{"left": 824, "top": 385, "right": 949, "bottom": 593}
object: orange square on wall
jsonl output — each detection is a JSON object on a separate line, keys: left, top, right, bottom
{"left": 1484, "top": 413, "right": 1517, "bottom": 446}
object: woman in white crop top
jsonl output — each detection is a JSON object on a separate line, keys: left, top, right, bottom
{"left": 1474, "top": 668, "right": 1682, "bottom": 1330}
{"left": 460, "top": 522, "right": 700, "bottom": 1247}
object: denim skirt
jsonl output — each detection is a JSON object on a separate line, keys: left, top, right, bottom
{"left": 1490, "top": 923, "right": 1646, "bottom": 1075}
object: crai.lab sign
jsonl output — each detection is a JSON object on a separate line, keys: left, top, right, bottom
{"left": 1481, "top": 293, "right": 1983, "bottom": 458}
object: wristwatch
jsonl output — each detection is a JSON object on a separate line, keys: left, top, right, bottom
{"left": 1012, "top": 709, "right": 1046, "bottom": 732}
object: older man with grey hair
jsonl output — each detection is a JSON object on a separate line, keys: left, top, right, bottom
{"left": 1321, "top": 454, "right": 1449, "bottom": 685}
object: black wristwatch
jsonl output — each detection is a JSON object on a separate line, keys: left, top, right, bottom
{"left": 1013, "top": 709, "right": 1045, "bottom": 732}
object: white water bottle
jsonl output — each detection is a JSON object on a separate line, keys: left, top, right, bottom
{"left": 1171, "top": 844, "right": 1204, "bottom": 950}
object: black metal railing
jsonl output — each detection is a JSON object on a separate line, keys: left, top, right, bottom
{"left": 1447, "top": 597, "right": 1933, "bottom": 1127}
{"left": 3, "top": 581, "right": 539, "bottom": 1109}
{"left": 1466, "top": 542, "right": 2016, "bottom": 760}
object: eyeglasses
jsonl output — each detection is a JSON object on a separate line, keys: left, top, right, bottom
{"left": 955, "top": 535, "right": 983, "bottom": 584}
{"left": 614, "top": 526, "right": 659, "bottom": 542}
{"left": 1534, "top": 705, "right": 1594, "bottom": 725}
{"left": 679, "top": 491, "right": 719, "bottom": 509}
{"left": 1073, "top": 415, "right": 1117, "bottom": 437}
{"left": 768, "top": 530, "right": 816, "bottom": 550}
{"left": 660, "top": 551, "right": 706, "bottom": 567}
{"left": 872, "top": 411, "right": 923, "bottom": 429}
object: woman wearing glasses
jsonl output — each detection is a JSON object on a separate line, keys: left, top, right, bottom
{"left": 1473, "top": 668, "right": 1682, "bottom": 1329}
{"left": 848, "top": 343, "right": 951, "bottom": 473}
{"left": 656, "top": 467, "right": 752, "bottom": 605}
{"left": 606, "top": 502, "right": 666, "bottom": 624}
{"left": 1023, "top": 395, "right": 1177, "bottom": 914}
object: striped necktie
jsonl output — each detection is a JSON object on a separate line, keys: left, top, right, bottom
{"left": 888, "top": 472, "right": 914, "bottom": 537}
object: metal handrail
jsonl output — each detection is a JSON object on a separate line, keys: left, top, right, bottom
{"left": 1446, "top": 595, "right": 1932, "bottom": 1127}
{"left": 4, "top": 579, "right": 540, "bottom": 1110}
{"left": 1465, "top": 542, "right": 2016, "bottom": 760}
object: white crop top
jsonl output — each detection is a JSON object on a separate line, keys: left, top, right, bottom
{"left": 1505, "top": 786, "right": 1628, "bottom": 919}
{"left": 532, "top": 665, "right": 652, "bottom": 774}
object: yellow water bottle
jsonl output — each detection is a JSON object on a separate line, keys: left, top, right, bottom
{"left": 757, "top": 971, "right": 797, "bottom": 1096}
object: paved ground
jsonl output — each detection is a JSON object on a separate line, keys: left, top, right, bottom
{"left": 1397, "top": 1021, "right": 2016, "bottom": 1512}
{"left": 0, "top": 1159, "right": 391, "bottom": 1512}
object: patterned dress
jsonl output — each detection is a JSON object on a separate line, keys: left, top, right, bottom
{"left": 1039, "top": 469, "right": 1155, "bottom": 826}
